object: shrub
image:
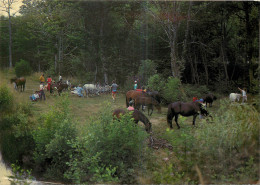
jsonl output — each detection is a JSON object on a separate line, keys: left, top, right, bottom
{"left": 183, "top": 84, "right": 209, "bottom": 99}
{"left": 0, "top": 84, "right": 13, "bottom": 113}
{"left": 32, "top": 95, "right": 77, "bottom": 181}
{"left": 65, "top": 103, "right": 148, "bottom": 184}
{"left": 162, "top": 77, "right": 182, "bottom": 103}
{"left": 0, "top": 103, "right": 34, "bottom": 164}
{"left": 147, "top": 74, "right": 165, "bottom": 92}
{"left": 14, "top": 59, "right": 32, "bottom": 77}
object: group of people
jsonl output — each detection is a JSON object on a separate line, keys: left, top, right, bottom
{"left": 30, "top": 73, "right": 63, "bottom": 101}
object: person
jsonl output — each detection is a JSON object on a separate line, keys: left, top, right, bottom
{"left": 58, "top": 73, "right": 62, "bottom": 83}
{"left": 30, "top": 91, "right": 40, "bottom": 101}
{"left": 134, "top": 80, "right": 137, "bottom": 90}
{"left": 141, "top": 86, "right": 146, "bottom": 92}
{"left": 76, "top": 84, "right": 84, "bottom": 97}
{"left": 238, "top": 87, "right": 247, "bottom": 103}
{"left": 47, "top": 76, "right": 52, "bottom": 92}
{"left": 111, "top": 80, "right": 118, "bottom": 102}
{"left": 127, "top": 100, "right": 135, "bottom": 111}
{"left": 39, "top": 83, "right": 46, "bottom": 101}
{"left": 39, "top": 74, "right": 45, "bottom": 84}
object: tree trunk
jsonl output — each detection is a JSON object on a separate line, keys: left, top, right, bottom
{"left": 243, "top": 2, "right": 253, "bottom": 92}
{"left": 8, "top": 0, "right": 12, "bottom": 68}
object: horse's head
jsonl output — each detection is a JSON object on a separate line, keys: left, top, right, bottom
{"left": 145, "top": 121, "right": 152, "bottom": 133}
{"left": 213, "top": 95, "right": 217, "bottom": 100}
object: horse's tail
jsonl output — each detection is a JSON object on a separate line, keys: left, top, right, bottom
{"left": 167, "top": 104, "right": 174, "bottom": 128}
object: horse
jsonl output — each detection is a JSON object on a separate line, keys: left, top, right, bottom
{"left": 126, "top": 90, "right": 150, "bottom": 107}
{"left": 229, "top": 93, "right": 241, "bottom": 102}
{"left": 112, "top": 108, "right": 152, "bottom": 133}
{"left": 135, "top": 96, "right": 161, "bottom": 116}
{"left": 167, "top": 101, "right": 209, "bottom": 129}
{"left": 56, "top": 83, "right": 69, "bottom": 96}
{"left": 146, "top": 90, "right": 161, "bottom": 104}
{"left": 10, "top": 77, "right": 26, "bottom": 92}
{"left": 203, "top": 93, "right": 217, "bottom": 107}
{"left": 83, "top": 84, "right": 99, "bottom": 97}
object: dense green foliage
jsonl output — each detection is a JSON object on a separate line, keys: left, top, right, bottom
{"left": 14, "top": 59, "right": 32, "bottom": 77}
{"left": 65, "top": 105, "right": 147, "bottom": 183}
{"left": 0, "top": 1, "right": 258, "bottom": 92}
{"left": 161, "top": 101, "right": 259, "bottom": 183}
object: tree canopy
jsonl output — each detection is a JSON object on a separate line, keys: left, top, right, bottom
{"left": 0, "top": 0, "right": 258, "bottom": 92}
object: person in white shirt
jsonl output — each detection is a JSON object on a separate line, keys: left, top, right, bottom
{"left": 40, "top": 84, "right": 46, "bottom": 100}
{"left": 238, "top": 87, "right": 247, "bottom": 103}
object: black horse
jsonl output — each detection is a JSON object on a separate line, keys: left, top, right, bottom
{"left": 113, "top": 108, "right": 152, "bottom": 133}
{"left": 203, "top": 93, "right": 217, "bottom": 107}
{"left": 167, "top": 101, "right": 209, "bottom": 129}
{"left": 10, "top": 77, "right": 26, "bottom": 92}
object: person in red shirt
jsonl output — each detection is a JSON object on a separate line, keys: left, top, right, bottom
{"left": 47, "top": 76, "right": 52, "bottom": 92}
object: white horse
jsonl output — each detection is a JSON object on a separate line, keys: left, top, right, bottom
{"left": 83, "top": 84, "right": 99, "bottom": 97}
{"left": 229, "top": 93, "right": 241, "bottom": 102}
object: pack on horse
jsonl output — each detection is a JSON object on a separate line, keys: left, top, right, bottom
{"left": 112, "top": 108, "right": 152, "bottom": 133}
{"left": 83, "top": 84, "right": 99, "bottom": 97}
{"left": 135, "top": 96, "right": 161, "bottom": 116}
{"left": 10, "top": 77, "right": 26, "bottom": 92}
{"left": 167, "top": 101, "right": 209, "bottom": 129}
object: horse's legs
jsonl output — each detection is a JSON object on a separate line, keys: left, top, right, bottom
{"left": 192, "top": 114, "right": 198, "bottom": 126}
{"left": 175, "top": 114, "right": 180, "bottom": 129}
{"left": 167, "top": 109, "right": 174, "bottom": 129}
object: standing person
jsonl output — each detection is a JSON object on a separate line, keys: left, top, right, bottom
{"left": 134, "top": 80, "right": 137, "bottom": 90}
{"left": 39, "top": 74, "right": 45, "bottom": 84}
{"left": 47, "top": 76, "right": 52, "bottom": 92}
{"left": 111, "top": 80, "right": 118, "bottom": 102}
{"left": 39, "top": 83, "right": 46, "bottom": 101}
{"left": 59, "top": 73, "right": 62, "bottom": 83}
{"left": 238, "top": 87, "right": 247, "bottom": 103}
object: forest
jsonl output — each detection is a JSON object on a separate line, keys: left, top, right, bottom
{"left": 0, "top": 0, "right": 259, "bottom": 92}
{"left": 0, "top": 0, "right": 259, "bottom": 184}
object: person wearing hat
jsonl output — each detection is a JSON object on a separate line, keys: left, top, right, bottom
{"left": 134, "top": 80, "right": 137, "bottom": 90}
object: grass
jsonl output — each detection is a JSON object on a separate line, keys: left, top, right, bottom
{"left": 1, "top": 69, "right": 258, "bottom": 184}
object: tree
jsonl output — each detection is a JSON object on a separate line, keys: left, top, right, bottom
{"left": 0, "top": 0, "right": 19, "bottom": 68}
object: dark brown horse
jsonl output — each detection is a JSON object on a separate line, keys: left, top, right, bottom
{"left": 126, "top": 90, "right": 151, "bottom": 107}
{"left": 112, "top": 108, "right": 152, "bottom": 133}
{"left": 203, "top": 93, "right": 217, "bottom": 107}
{"left": 56, "top": 83, "right": 69, "bottom": 96}
{"left": 10, "top": 77, "right": 26, "bottom": 92}
{"left": 167, "top": 101, "right": 209, "bottom": 129}
{"left": 135, "top": 96, "right": 161, "bottom": 116}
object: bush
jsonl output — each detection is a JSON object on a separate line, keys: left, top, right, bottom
{"left": 32, "top": 95, "right": 77, "bottom": 181}
{"left": 65, "top": 103, "right": 148, "bottom": 184}
{"left": 147, "top": 74, "right": 165, "bottom": 92}
{"left": 183, "top": 84, "right": 209, "bottom": 99}
{"left": 162, "top": 77, "right": 182, "bottom": 103}
{"left": 0, "top": 103, "right": 34, "bottom": 164}
{"left": 14, "top": 59, "right": 32, "bottom": 77}
{"left": 0, "top": 84, "right": 13, "bottom": 113}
